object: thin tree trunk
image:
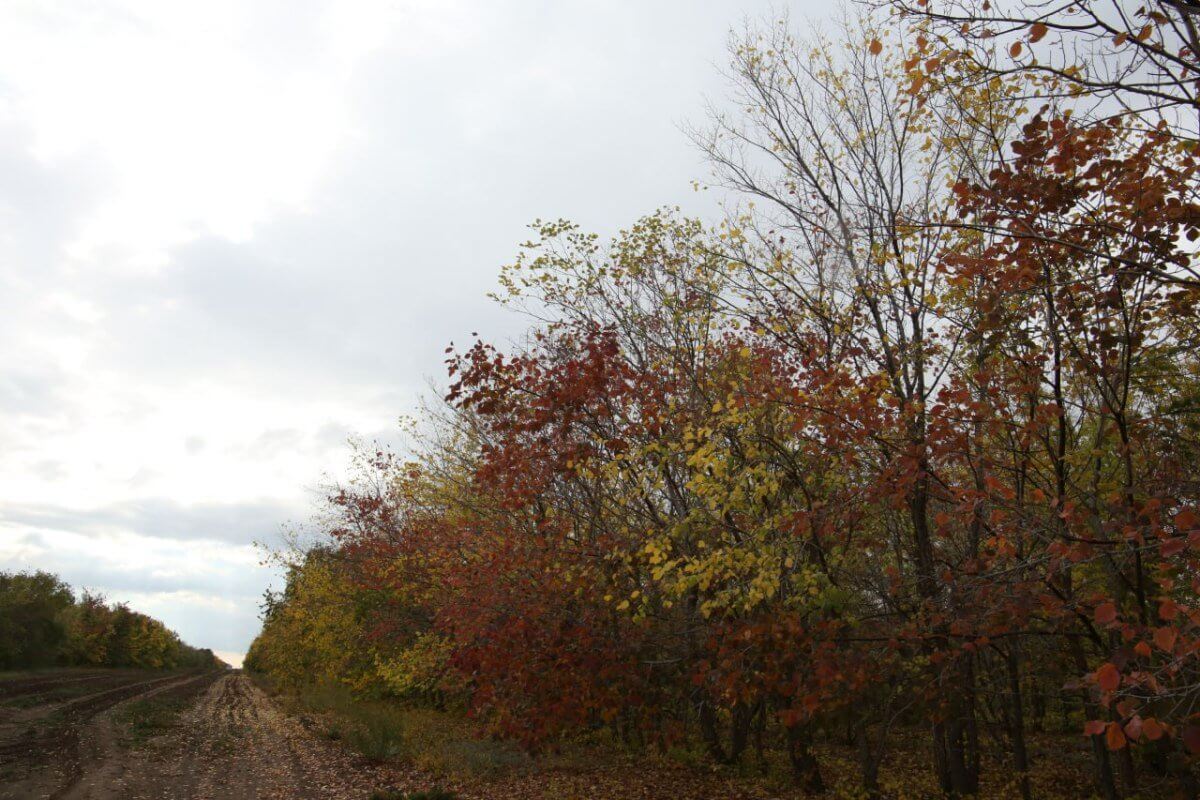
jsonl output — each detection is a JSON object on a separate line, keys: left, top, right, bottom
{"left": 1005, "top": 645, "right": 1033, "bottom": 800}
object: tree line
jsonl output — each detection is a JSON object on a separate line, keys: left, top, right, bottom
{"left": 248, "top": 3, "right": 1200, "bottom": 797}
{"left": 0, "top": 570, "right": 225, "bottom": 671}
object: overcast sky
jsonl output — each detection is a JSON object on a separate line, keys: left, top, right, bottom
{"left": 0, "top": 0, "right": 808, "bottom": 667}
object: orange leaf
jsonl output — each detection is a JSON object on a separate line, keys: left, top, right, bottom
{"left": 1160, "top": 599, "right": 1180, "bottom": 621}
{"left": 1134, "top": 640, "right": 1152, "bottom": 658}
{"left": 1030, "top": 23, "right": 1048, "bottom": 43}
{"left": 869, "top": 39, "right": 883, "bottom": 56}
{"left": 1084, "top": 719, "right": 1106, "bottom": 736}
{"left": 1124, "top": 716, "right": 1143, "bottom": 742}
{"left": 1143, "top": 718, "right": 1165, "bottom": 741}
{"left": 1096, "top": 662, "right": 1121, "bottom": 692}
{"left": 1161, "top": 538, "right": 1186, "bottom": 557}
{"left": 1094, "top": 602, "right": 1118, "bottom": 625}
{"left": 1154, "top": 626, "right": 1178, "bottom": 653}
{"left": 1009, "top": 41, "right": 1022, "bottom": 57}
{"left": 1105, "top": 721, "right": 1127, "bottom": 750}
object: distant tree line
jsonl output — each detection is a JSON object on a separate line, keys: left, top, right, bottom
{"left": 0, "top": 570, "right": 225, "bottom": 671}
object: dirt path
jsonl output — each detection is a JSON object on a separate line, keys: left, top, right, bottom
{"left": 1, "top": 671, "right": 794, "bottom": 800}
{"left": 0, "top": 670, "right": 216, "bottom": 800}
{"left": 0, "top": 672, "right": 401, "bottom": 800}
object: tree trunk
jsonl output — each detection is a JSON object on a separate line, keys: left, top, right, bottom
{"left": 1005, "top": 645, "right": 1033, "bottom": 800}
{"left": 786, "top": 724, "right": 825, "bottom": 794}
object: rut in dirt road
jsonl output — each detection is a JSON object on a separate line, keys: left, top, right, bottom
{"left": 0, "top": 670, "right": 218, "bottom": 800}
{"left": 56, "top": 673, "right": 391, "bottom": 800}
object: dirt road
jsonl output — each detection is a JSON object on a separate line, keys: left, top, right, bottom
{"left": 0, "top": 670, "right": 399, "bottom": 800}
{"left": 1, "top": 670, "right": 794, "bottom": 800}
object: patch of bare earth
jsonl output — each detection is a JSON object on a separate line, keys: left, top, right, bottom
{"left": 3, "top": 671, "right": 795, "bottom": 800}
{"left": 26, "top": 673, "right": 402, "bottom": 800}
{"left": 0, "top": 670, "right": 212, "bottom": 800}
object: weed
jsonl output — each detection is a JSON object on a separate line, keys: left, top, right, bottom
{"left": 113, "top": 692, "right": 191, "bottom": 747}
{"left": 439, "top": 738, "right": 529, "bottom": 777}
{"left": 345, "top": 707, "right": 407, "bottom": 763}
{"left": 369, "top": 789, "right": 457, "bottom": 800}
{"left": 664, "top": 744, "right": 703, "bottom": 769}
{"left": 299, "top": 681, "right": 356, "bottom": 715}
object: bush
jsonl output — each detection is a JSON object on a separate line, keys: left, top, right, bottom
{"left": 298, "top": 681, "right": 356, "bottom": 714}
{"left": 369, "top": 790, "right": 457, "bottom": 800}
{"left": 440, "top": 739, "right": 529, "bottom": 777}
{"left": 344, "top": 706, "right": 407, "bottom": 763}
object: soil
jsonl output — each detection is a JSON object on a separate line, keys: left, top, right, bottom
{"left": 0, "top": 670, "right": 421, "bottom": 800}
{"left": 0, "top": 669, "right": 808, "bottom": 800}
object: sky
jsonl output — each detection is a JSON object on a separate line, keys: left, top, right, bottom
{"left": 0, "top": 0, "right": 802, "bottom": 667}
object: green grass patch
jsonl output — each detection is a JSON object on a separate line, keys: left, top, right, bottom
{"left": 289, "top": 683, "right": 528, "bottom": 777}
{"left": 112, "top": 690, "right": 193, "bottom": 748}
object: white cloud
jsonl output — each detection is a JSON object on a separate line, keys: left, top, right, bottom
{"left": 0, "top": 0, "right": 805, "bottom": 656}
{"left": 0, "top": 0, "right": 369, "bottom": 268}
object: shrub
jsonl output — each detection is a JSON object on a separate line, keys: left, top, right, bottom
{"left": 345, "top": 706, "right": 407, "bottom": 763}
{"left": 440, "top": 739, "right": 529, "bottom": 777}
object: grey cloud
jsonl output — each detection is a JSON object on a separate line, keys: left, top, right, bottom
{"left": 76, "top": 1, "right": 785, "bottom": 394}
{"left": 0, "top": 497, "right": 300, "bottom": 545}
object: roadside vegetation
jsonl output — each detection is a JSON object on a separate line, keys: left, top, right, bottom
{"left": 245, "top": 2, "right": 1200, "bottom": 798}
{"left": 0, "top": 570, "right": 224, "bottom": 671}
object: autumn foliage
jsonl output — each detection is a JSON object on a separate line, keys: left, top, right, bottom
{"left": 0, "top": 570, "right": 224, "bottom": 671}
{"left": 248, "top": 3, "right": 1200, "bottom": 797}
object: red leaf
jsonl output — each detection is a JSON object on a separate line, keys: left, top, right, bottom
{"left": 1029, "top": 23, "right": 1048, "bottom": 43}
{"left": 1154, "top": 626, "right": 1178, "bottom": 653}
{"left": 1096, "top": 662, "right": 1121, "bottom": 692}
{"left": 1084, "top": 719, "right": 1107, "bottom": 736}
{"left": 1124, "top": 716, "right": 1143, "bottom": 742}
{"left": 1161, "top": 538, "right": 1186, "bottom": 557}
{"left": 1094, "top": 602, "right": 1118, "bottom": 625}
{"left": 869, "top": 39, "right": 882, "bottom": 56}
{"left": 1160, "top": 599, "right": 1180, "bottom": 621}
{"left": 1143, "top": 718, "right": 1165, "bottom": 741}
{"left": 1105, "top": 721, "right": 1127, "bottom": 750}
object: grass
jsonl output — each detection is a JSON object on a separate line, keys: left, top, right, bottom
{"left": 286, "top": 682, "right": 528, "bottom": 777}
{"left": 291, "top": 682, "right": 407, "bottom": 763}
{"left": 344, "top": 705, "right": 408, "bottom": 762}
{"left": 264, "top": 676, "right": 1107, "bottom": 799}
{"left": 112, "top": 689, "right": 194, "bottom": 747}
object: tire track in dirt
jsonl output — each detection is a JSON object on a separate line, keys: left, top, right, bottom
{"left": 4, "top": 672, "right": 428, "bottom": 800}
{"left": 0, "top": 671, "right": 213, "bottom": 800}
{"left": 69, "top": 673, "right": 408, "bottom": 800}
{"left": 58, "top": 671, "right": 221, "bottom": 800}
{"left": 180, "top": 672, "right": 318, "bottom": 800}
{"left": 0, "top": 671, "right": 114, "bottom": 701}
